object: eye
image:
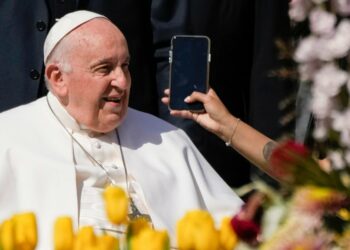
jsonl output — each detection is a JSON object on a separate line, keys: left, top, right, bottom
{"left": 95, "top": 64, "right": 112, "bottom": 75}
{"left": 121, "top": 63, "right": 129, "bottom": 71}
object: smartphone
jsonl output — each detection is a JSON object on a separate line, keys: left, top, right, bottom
{"left": 168, "top": 35, "right": 210, "bottom": 112}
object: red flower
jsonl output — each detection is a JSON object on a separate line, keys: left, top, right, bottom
{"left": 269, "top": 140, "right": 310, "bottom": 183}
{"left": 230, "top": 215, "right": 260, "bottom": 244}
{"left": 230, "top": 191, "right": 264, "bottom": 245}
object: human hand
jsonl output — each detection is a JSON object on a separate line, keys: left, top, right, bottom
{"left": 161, "top": 88, "right": 236, "bottom": 139}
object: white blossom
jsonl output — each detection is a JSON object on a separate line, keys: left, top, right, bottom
{"left": 331, "top": 110, "right": 350, "bottom": 131}
{"left": 309, "top": 8, "right": 336, "bottom": 36}
{"left": 292, "top": 0, "right": 350, "bottom": 175}
{"left": 310, "top": 93, "right": 333, "bottom": 119}
{"left": 312, "top": 63, "right": 347, "bottom": 97}
{"left": 294, "top": 35, "right": 319, "bottom": 62}
{"left": 331, "top": 0, "right": 350, "bottom": 16}
{"left": 344, "top": 150, "right": 350, "bottom": 164}
{"left": 298, "top": 61, "right": 321, "bottom": 81}
{"left": 328, "top": 150, "right": 346, "bottom": 170}
{"left": 313, "top": 21, "right": 350, "bottom": 61}
{"left": 331, "top": 110, "right": 350, "bottom": 146}
{"left": 313, "top": 120, "right": 328, "bottom": 140}
{"left": 340, "top": 130, "right": 350, "bottom": 147}
{"left": 328, "top": 20, "right": 350, "bottom": 58}
{"left": 312, "top": 0, "right": 327, "bottom": 4}
{"left": 289, "top": 0, "right": 313, "bottom": 21}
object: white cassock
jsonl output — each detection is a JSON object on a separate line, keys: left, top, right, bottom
{"left": 0, "top": 92, "right": 243, "bottom": 249}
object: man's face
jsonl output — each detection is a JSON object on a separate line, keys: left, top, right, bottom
{"left": 61, "top": 19, "right": 131, "bottom": 133}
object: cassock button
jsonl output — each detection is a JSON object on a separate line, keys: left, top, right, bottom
{"left": 36, "top": 21, "right": 47, "bottom": 32}
{"left": 110, "top": 164, "right": 118, "bottom": 169}
{"left": 94, "top": 141, "right": 102, "bottom": 149}
{"left": 30, "top": 69, "right": 40, "bottom": 80}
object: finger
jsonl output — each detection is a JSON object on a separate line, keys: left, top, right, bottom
{"left": 164, "top": 88, "right": 170, "bottom": 95}
{"left": 170, "top": 110, "right": 195, "bottom": 120}
{"left": 161, "top": 96, "right": 169, "bottom": 105}
{"left": 207, "top": 88, "right": 219, "bottom": 98}
{"left": 185, "top": 91, "right": 208, "bottom": 103}
{"left": 192, "top": 113, "right": 200, "bottom": 123}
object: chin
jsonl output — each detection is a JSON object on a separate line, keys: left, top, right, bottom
{"left": 97, "top": 109, "right": 128, "bottom": 132}
{"left": 102, "top": 118, "right": 124, "bottom": 133}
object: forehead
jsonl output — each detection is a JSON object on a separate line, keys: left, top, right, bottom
{"left": 67, "top": 19, "right": 129, "bottom": 62}
{"left": 71, "top": 19, "right": 126, "bottom": 47}
{"left": 75, "top": 18, "right": 120, "bottom": 37}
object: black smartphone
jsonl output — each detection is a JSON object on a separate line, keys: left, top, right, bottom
{"left": 168, "top": 35, "right": 210, "bottom": 112}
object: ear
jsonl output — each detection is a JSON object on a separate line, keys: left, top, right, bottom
{"left": 45, "top": 63, "right": 68, "bottom": 98}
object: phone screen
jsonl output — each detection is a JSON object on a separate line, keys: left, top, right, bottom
{"left": 169, "top": 35, "right": 210, "bottom": 111}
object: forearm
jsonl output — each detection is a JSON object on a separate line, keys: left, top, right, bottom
{"left": 220, "top": 115, "right": 276, "bottom": 174}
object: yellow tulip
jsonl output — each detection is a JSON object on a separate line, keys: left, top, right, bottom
{"left": 13, "top": 212, "right": 37, "bottom": 250}
{"left": 131, "top": 227, "right": 169, "bottom": 250}
{"left": 177, "top": 211, "right": 199, "bottom": 249}
{"left": 97, "top": 234, "right": 119, "bottom": 250}
{"left": 0, "top": 219, "right": 15, "bottom": 250}
{"left": 219, "top": 217, "right": 238, "bottom": 250}
{"left": 176, "top": 210, "right": 220, "bottom": 250}
{"left": 103, "top": 186, "right": 129, "bottom": 225}
{"left": 195, "top": 226, "right": 220, "bottom": 250}
{"left": 307, "top": 186, "right": 333, "bottom": 201}
{"left": 83, "top": 246, "right": 100, "bottom": 250}
{"left": 54, "top": 216, "right": 75, "bottom": 250}
{"left": 338, "top": 208, "right": 350, "bottom": 221}
{"left": 127, "top": 217, "right": 152, "bottom": 237}
{"left": 74, "top": 226, "right": 96, "bottom": 250}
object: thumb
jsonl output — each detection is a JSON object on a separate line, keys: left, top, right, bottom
{"left": 184, "top": 91, "right": 207, "bottom": 103}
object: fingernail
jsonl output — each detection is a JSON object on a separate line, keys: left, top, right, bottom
{"left": 184, "top": 96, "right": 190, "bottom": 102}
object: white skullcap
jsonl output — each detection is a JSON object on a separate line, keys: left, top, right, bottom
{"left": 43, "top": 10, "right": 107, "bottom": 64}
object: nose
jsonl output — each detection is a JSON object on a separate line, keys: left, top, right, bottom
{"left": 110, "top": 66, "right": 129, "bottom": 90}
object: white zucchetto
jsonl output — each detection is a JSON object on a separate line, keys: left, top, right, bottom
{"left": 43, "top": 10, "right": 107, "bottom": 64}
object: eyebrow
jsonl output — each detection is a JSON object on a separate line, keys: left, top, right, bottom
{"left": 89, "top": 58, "right": 113, "bottom": 69}
{"left": 89, "top": 56, "right": 130, "bottom": 69}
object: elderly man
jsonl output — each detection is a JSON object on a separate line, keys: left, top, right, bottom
{"left": 0, "top": 10, "right": 242, "bottom": 249}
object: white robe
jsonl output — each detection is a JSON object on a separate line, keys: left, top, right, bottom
{"left": 0, "top": 96, "right": 243, "bottom": 249}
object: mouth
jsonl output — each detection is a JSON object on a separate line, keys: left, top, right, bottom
{"left": 102, "top": 96, "right": 122, "bottom": 104}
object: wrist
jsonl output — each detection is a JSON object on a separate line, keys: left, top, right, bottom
{"left": 219, "top": 116, "right": 240, "bottom": 146}
{"left": 225, "top": 118, "right": 241, "bottom": 147}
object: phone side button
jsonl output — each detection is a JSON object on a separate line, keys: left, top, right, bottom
{"left": 169, "top": 50, "right": 173, "bottom": 63}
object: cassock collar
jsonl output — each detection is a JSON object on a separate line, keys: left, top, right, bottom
{"left": 47, "top": 91, "right": 83, "bottom": 133}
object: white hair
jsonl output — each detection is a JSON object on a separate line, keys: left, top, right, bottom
{"left": 44, "top": 34, "right": 74, "bottom": 90}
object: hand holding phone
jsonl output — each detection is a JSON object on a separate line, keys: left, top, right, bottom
{"left": 168, "top": 35, "right": 210, "bottom": 112}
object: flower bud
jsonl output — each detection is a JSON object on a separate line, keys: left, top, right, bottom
{"left": 0, "top": 218, "right": 15, "bottom": 250}
{"left": 74, "top": 226, "right": 96, "bottom": 250}
{"left": 177, "top": 210, "right": 220, "bottom": 250}
{"left": 54, "top": 216, "right": 75, "bottom": 250}
{"left": 97, "top": 234, "right": 119, "bottom": 250}
{"left": 131, "top": 227, "right": 169, "bottom": 250}
{"left": 13, "top": 212, "right": 37, "bottom": 250}
{"left": 103, "top": 186, "right": 129, "bottom": 225}
{"left": 219, "top": 217, "right": 238, "bottom": 250}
